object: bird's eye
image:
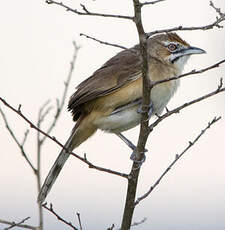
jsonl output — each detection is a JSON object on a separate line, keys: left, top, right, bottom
{"left": 167, "top": 43, "right": 177, "bottom": 52}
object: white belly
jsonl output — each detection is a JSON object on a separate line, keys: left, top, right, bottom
{"left": 96, "top": 104, "right": 142, "bottom": 133}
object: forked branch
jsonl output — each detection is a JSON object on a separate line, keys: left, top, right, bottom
{"left": 42, "top": 203, "right": 79, "bottom": 230}
{"left": 45, "top": 0, "right": 133, "bottom": 20}
{"left": 135, "top": 116, "right": 221, "bottom": 205}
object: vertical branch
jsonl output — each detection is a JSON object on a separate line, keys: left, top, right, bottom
{"left": 36, "top": 106, "right": 45, "bottom": 230}
{"left": 121, "top": 1, "right": 151, "bottom": 229}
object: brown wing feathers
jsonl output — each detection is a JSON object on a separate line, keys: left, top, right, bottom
{"left": 68, "top": 46, "right": 142, "bottom": 121}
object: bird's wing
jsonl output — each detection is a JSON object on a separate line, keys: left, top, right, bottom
{"left": 68, "top": 46, "right": 142, "bottom": 120}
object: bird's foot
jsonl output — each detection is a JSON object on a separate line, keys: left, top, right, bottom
{"left": 130, "top": 148, "right": 147, "bottom": 167}
{"left": 137, "top": 101, "right": 153, "bottom": 121}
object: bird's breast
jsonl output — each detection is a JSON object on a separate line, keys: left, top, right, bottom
{"left": 150, "top": 78, "right": 180, "bottom": 115}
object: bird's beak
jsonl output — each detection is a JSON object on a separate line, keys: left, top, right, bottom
{"left": 169, "top": 45, "right": 206, "bottom": 63}
{"left": 184, "top": 46, "right": 206, "bottom": 55}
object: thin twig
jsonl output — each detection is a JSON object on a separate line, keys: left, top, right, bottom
{"left": 135, "top": 116, "right": 221, "bottom": 205}
{"left": 131, "top": 217, "right": 147, "bottom": 226}
{"left": 107, "top": 224, "right": 115, "bottom": 230}
{"left": 84, "top": 153, "right": 128, "bottom": 178}
{"left": 153, "top": 58, "right": 225, "bottom": 86}
{"left": 117, "top": 217, "right": 147, "bottom": 230}
{"left": 45, "top": 0, "right": 133, "bottom": 20}
{"left": 0, "top": 107, "right": 37, "bottom": 174}
{"left": 80, "top": 33, "right": 129, "bottom": 50}
{"left": 41, "top": 41, "right": 80, "bottom": 144}
{"left": 148, "top": 2, "right": 225, "bottom": 37}
{"left": 3, "top": 217, "right": 30, "bottom": 230}
{"left": 42, "top": 203, "right": 79, "bottom": 230}
{"left": 210, "top": 1, "right": 225, "bottom": 17}
{"left": 141, "top": 0, "right": 165, "bottom": 6}
{"left": 38, "top": 100, "right": 52, "bottom": 125}
{"left": 149, "top": 78, "right": 225, "bottom": 132}
{"left": 76, "top": 213, "right": 83, "bottom": 230}
{"left": 21, "top": 129, "right": 29, "bottom": 146}
{"left": 0, "top": 97, "right": 128, "bottom": 179}
{"left": 0, "top": 217, "right": 37, "bottom": 230}
{"left": 148, "top": 17, "right": 224, "bottom": 37}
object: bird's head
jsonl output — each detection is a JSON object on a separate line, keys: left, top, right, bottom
{"left": 148, "top": 33, "right": 206, "bottom": 71}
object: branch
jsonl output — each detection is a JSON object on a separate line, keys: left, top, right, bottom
{"left": 37, "top": 100, "right": 53, "bottom": 126}
{"left": 135, "top": 116, "right": 221, "bottom": 205}
{"left": 121, "top": 0, "right": 151, "bottom": 229}
{"left": 148, "top": 1, "right": 225, "bottom": 37}
{"left": 45, "top": 1, "right": 133, "bottom": 20}
{"left": 210, "top": 1, "right": 225, "bottom": 18}
{"left": 80, "top": 33, "right": 129, "bottom": 50}
{"left": 76, "top": 213, "right": 83, "bottom": 230}
{"left": 0, "top": 217, "right": 37, "bottom": 230}
{"left": 41, "top": 41, "right": 80, "bottom": 144}
{"left": 153, "top": 58, "right": 225, "bottom": 86}
{"left": 0, "top": 107, "right": 37, "bottom": 174}
{"left": 107, "top": 224, "right": 115, "bottom": 230}
{"left": 83, "top": 154, "right": 128, "bottom": 178}
{"left": 131, "top": 217, "right": 147, "bottom": 227}
{"left": 141, "top": 0, "right": 165, "bottom": 6}
{"left": 149, "top": 78, "right": 225, "bottom": 132}
{"left": 0, "top": 97, "right": 128, "bottom": 179}
{"left": 42, "top": 203, "right": 79, "bottom": 230}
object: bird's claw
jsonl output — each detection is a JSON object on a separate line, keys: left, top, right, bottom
{"left": 130, "top": 148, "right": 147, "bottom": 167}
{"left": 137, "top": 101, "right": 153, "bottom": 121}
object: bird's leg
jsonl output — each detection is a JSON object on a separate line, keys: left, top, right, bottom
{"left": 115, "top": 133, "right": 147, "bottom": 164}
{"left": 116, "top": 133, "right": 136, "bottom": 151}
{"left": 137, "top": 100, "right": 153, "bottom": 121}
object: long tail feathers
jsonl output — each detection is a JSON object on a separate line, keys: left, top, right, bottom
{"left": 37, "top": 133, "right": 74, "bottom": 203}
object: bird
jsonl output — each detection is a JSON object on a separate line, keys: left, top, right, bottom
{"left": 38, "top": 33, "right": 205, "bottom": 203}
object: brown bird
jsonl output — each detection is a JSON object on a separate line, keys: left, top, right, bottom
{"left": 38, "top": 33, "right": 205, "bottom": 203}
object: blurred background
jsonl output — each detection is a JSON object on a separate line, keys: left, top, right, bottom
{"left": 0, "top": 0, "right": 225, "bottom": 229}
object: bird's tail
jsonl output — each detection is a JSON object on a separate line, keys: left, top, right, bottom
{"left": 38, "top": 115, "right": 97, "bottom": 203}
{"left": 37, "top": 133, "right": 74, "bottom": 203}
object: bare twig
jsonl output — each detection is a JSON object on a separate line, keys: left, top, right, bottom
{"left": 42, "top": 203, "right": 79, "bottom": 230}
{"left": 107, "top": 224, "right": 115, "bottom": 230}
{"left": 148, "top": 14, "right": 224, "bottom": 37}
{"left": 0, "top": 107, "right": 37, "bottom": 174}
{"left": 41, "top": 41, "right": 80, "bottom": 143}
{"left": 117, "top": 217, "right": 147, "bottom": 230}
{"left": 149, "top": 78, "right": 225, "bottom": 132}
{"left": 83, "top": 153, "right": 128, "bottom": 178}
{"left": 45, "top": 0, "right": 133, "bottom": 20}
{"left": 80, "top": 33, "right": 129, "bottom": 50}
{"left": 38, "top": 100, "right": 52, "bottom": 125}
{"left": 135, "top": 117, "right": 221, "bottom": 205}
{"left": 210, "top": 1, "right": 225, "bottom": 17}
{"left": 0, "top": 217, "right": 37, "bottom": 230}
{"left": 3, "top": 217, "right": 30, "bottom": 230}
{"left": 147, "top": 2, "right": 225, "bottom": 37}
{"left": 0, "top": 97, "right": 128, "bottom": 179}
{"left": 153, "top": 59, "right": 225, "bottom": 86}
{"left": 21, "top": 129, "right": 30, "bottom": 146}
{"left": 76, "top": 213, "right": 83, "bottom": 230}
{"left": 131, "top": 217, "right": 147, "bottom": 226}
{"left": 141, "top": 0, "right": 165, "bottom": 6}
